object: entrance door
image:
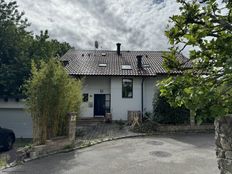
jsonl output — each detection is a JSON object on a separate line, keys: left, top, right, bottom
{"left": 94, "top": 94, "right": 105, "bottom": 116}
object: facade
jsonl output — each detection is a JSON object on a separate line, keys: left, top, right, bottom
{"left": 80, "top": 76, "right": 160, "bottom": 120}
{"left": 61, "top": 43, "right": 188, "bottom": 120}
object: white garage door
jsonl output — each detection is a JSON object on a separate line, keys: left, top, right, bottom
{"left": 0, "top": 108, "right": 32, "bottom": 138}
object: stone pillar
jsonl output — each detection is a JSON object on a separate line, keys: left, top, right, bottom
{"left": 68, "top": 112, "right": 77, "bottom": 142}
{"left": 105, "top": 113, "right": 112, "bottom": 123}
{"left": 215, "top": 115, "right": 232, "bottom": 174}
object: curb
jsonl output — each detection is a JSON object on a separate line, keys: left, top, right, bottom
{"left": 1, "top": 133, "right": 146, "bottom": 171}
{"left": 30, "top": 133, "right": 146, "bottom": 155}
{"left": 64, "top": 133, "right": 147, "bottom": 153}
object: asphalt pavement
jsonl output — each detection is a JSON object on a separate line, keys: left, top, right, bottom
{"left": 2, "top": 133, "right": 219, "bottom": 174}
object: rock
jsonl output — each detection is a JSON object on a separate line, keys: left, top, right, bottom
{"left": 216, "top": 116, "right": 232, "bottom": 174}
{"left": 222, "top": 159, "right": 232, "bottom": 174}
{"left": 221, "top": 137, "right": 232, "bottom": 151}
{"left": 225, "top": 151, "right": 232, "bottom": 160}
{"left": 215, "top": 133, "right": 222, "bottom": 147}
{"left": 216, "top": 148, "right": 225, "bottom": 158}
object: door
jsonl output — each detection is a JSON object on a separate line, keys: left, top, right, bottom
{"left": 0, "top": 108, "right": 32, "bottom": 138}
{"left": 94, "top": 94, "right": 105, "bottom": 116}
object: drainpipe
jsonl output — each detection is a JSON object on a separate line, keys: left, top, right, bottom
{"left": 141, "top": 78, "right": 145, "bottom": 121}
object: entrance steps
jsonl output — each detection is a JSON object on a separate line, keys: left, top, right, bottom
{"left": 77, "top": 117, "right": 105, "bottom": 125}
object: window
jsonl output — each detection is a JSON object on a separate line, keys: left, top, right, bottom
{"left": 122, "top": 65, "right": 132, "bottom": 70}
{"left": 83, "top": 93, "right": 88, "bottom": 102}
{"left": 122, "top": 79, "right": 133, "bottom": 98}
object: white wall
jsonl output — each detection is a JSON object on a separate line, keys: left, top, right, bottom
{"left": 111, "top": 77, "right": 142, "bottom": 120}
{"left": 80, "top": 76, "right": 161, "bottom": 120}
{"left": 80, "top": 76, "right": 111, "bottom": 117}
{"left": 143, "top": 77, "right": 159, "bottom": 114}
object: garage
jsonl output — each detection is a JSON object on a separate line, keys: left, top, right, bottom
{"left": 0, "top": 100, "right": 32, "bottom": 138}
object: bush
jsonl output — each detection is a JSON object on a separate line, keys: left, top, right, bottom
{"left": 153, "top": 95, "right": 190, "bottom": 125}
{"left": 132, "top": 121, "right": 159, "bottom": 133}
{"left": 24, "top": 59, "right": 82, "bottom": 145}
{"left": 196, "top": 107, "right": 215, "bottom": 124}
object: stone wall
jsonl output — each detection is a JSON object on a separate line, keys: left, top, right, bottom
{"left": 215, "top": 115, "right": 232, "bottom": 174}
{"left": 157, "top": 124, "right": 214, "bottom": 133}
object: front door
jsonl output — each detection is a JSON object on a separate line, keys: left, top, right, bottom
{"left": 94, "top": 94, "right": 105, "bottom": 117}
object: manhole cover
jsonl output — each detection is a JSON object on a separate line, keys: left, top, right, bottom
{"left": 147, "top": 141, "right": 164, "bottom": 145}
{"left": 150, "top": 151, "right": 172, "bottom": 158}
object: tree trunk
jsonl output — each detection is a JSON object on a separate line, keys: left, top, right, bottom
{"left": 190, "top": 110, "right": 196, "bottom": 126}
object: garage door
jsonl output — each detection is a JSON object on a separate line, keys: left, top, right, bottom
{"left": 0, "top": 108, "right": 32, "bottom": 138}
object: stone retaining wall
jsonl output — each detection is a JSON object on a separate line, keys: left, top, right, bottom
{"left": 215, "top": 115, "right": 232, "bottom": 174}
{"left": 157, "top": 124, "right": 214, "bottom": 133}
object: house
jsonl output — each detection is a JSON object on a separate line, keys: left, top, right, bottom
{"left": 61, "top": 43, "right": 187, "bottom": 120}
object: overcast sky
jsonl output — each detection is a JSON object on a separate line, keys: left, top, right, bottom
{"left": 16, "top": 0, "right": 181, "bottom": 52}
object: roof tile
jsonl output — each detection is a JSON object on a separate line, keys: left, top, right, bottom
{"left": 60, "top": 50, "right": 187, "bottom": 76}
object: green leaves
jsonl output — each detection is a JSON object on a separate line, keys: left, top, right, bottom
{"left": 160, "top": 0, "right": 232, "bottom": 120}
{"left": 23, "top": 59, "right": 82, "bottom": 144}
{"left": 0, "top": 0, "right": 72, "bottom": 98}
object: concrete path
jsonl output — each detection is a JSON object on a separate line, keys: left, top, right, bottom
{"left": 2, "top": 133, "right": 219, "bottom": 174}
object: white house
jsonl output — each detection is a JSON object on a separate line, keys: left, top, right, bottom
{"left": 61, "top": 43, "right": 187, "bottom": 120}
{"left": 0, "top": 43, "right": 187, "bottom": 138}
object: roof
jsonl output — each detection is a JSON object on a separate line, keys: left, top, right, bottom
{"left": 60, "top": 49, "right": 189, "bottom": 77}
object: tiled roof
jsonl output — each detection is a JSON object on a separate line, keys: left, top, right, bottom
{"left": 60, "top": 49, "right": 189, "bottom": 76}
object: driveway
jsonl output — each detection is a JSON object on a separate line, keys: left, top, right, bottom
{"left": 2, "top": 133, "right": 219, "bottom": 174}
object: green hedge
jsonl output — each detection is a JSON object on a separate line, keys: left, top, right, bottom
{"left": 152, "top": 94, "right": 215, "bottom": 125}
{"left": 153, "top": 95, "right": 190, "bottom": 125}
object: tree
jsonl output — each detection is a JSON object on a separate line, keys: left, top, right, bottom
{"left": 28, "top": 30, "right": 72, "bottom": 61}
{"left": 0, "top": 0, "right": 72, "bottom": 98}
{"left": 0, "top": 0, "right": 32, "bottom": 97}
{"left": 23, "top": 59, "right": 82, "bottom": 145}
{"left": 158, "top": 0, "right": 232, "bottom": 124}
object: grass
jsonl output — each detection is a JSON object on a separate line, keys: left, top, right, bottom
{"left": 0, "top": 154, "right": 8, "bottom": 169}
{"left": 15, "top": 138, "right": 32, "bottom": 149}
{"left": 0, "top": 158, "right": 7, "bottom": 168}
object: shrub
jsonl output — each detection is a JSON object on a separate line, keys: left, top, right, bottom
{"left": 153, "top": 95, "right": 190, "bottom": 125}
{"left": 24, "top": 59, "right": 82, "bottom": 145}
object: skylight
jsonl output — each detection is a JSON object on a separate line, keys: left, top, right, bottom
{"left": 143, "top": 64, "right": 150, "bottom": 68}
{"left": 122, "top": 65, "right": 132, "bottom": 70}
{"left": 99, "top": 63, "right": 107, "bottom": 67}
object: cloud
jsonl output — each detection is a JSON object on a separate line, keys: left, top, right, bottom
{"left": 16, "top": 0, "right": 181, "bottom": 52}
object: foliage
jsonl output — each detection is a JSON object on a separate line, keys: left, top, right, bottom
{"left": 0, "top": 0, "right": 72, "bottom": 98}
{"left": 132, "top": 121, "right": 158, "bottom": 133}
{"left": 29, "top": 30, "right": 72, "bottom": 61}
{"left": 0, "top": 158, "right": 7, "bottom": 168}
{"left": 159, "top": 0, "right": 232, "bottom": 122}
{"left": 23, "top": 59, "right": 82, "bottom": 145}
{"left": 153, "top": 94, "right": 190, "bottom": 125}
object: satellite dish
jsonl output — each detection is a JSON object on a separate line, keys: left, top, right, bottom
{"left": 95, "top": 41, "right": 99, "bottom": 49}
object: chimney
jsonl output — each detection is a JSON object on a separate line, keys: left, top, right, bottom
{"left": 116, "top": 43, "right": 121, "bottom": 56}
{"left": 137, "top": 55, "right": 143, "bottom": 69}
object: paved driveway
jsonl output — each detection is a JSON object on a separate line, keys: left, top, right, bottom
{"left": 2, "top": 133, "right": 219, "bottom": 174}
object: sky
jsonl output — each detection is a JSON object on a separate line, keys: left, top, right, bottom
{"left": 16, "top": 0, "right": 182, "bottom": 52}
